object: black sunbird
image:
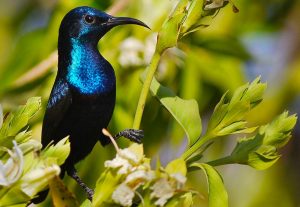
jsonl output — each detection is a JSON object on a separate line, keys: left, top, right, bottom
{"left": 33, "top": 6, "right": 149, "bottom": 203}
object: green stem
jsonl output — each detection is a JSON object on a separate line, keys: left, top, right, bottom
{"left": 206, "top": 156, "right": 234, "bottom": 166}
{"left": 133, "top": 52, "right": 161, "bottom": 129}
{"left": 181, "top": 134, "right": 212, "bottom": 160}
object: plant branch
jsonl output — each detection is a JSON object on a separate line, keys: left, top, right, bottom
{"left": 181, "top": 134, "right": 212, "bottom": 160}
{"left": 13, "top": 51, "right": 58, "bottom": 87}
{"left": 132, "top": 52, "right": 161, "bottom": 129}
{"left": 206, "top": 156, "right": 234, "bottom": 166}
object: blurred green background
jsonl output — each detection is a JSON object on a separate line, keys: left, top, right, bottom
{"left": 0, "top": 0, "right": 299, "bottom": 206}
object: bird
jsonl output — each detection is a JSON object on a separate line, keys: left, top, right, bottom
{"left": 34, "top": 6, "right": 149, "bottom": 203}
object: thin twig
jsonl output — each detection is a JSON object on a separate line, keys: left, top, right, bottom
{"left": 13, "top": 51, "right": 58, "bottom": 87}
{"left": 13, "top": 0, "right": 132, "bottom": 88}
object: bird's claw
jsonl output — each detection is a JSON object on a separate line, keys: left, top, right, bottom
{"left": 86, "top": 188, "right": 94, "bottom": 201}
{"left": 114, "top": 129, "right": 144, "bottom": 144}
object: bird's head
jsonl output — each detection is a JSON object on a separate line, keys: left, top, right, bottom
{"left": 59, "top": 6, "right": 149, "bottom": 43}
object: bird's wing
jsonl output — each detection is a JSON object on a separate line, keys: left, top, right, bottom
{"left": 42, "top": 78, "right": 72, "bottom": 147}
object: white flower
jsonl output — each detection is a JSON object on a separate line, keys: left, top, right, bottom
{"left": 119, "top": 148, "right": 141, "bottom": 164}
{"left": 119, "top": 38, "right": 145, "bottom": 67}
{"left": 150, "top": 178, "right": 175, "bottom": 206}
{"left": 125, "top": 170, "right": 155, "bottom": 189}
{"left": 104, "top": 145, "right": 144, "bottom": 174}
{"left": 0, "top": 141, "right": 24, "bottom": 186}
{"left": 136, "top": 160, "right": 151, "bottom": 171}
{"left": 112, "top": 183, "right": 135, "bottom": 206}
{"left": 170, "top": 173, "right": 187, "bottom": 189}
{"left": 104, "top": 155, "right": 133, "bottom": 175}
{"left": 120, "top": 37, "right": 145, "bottom": 51}
{"left": 149, "top": 172, "right": 187, "bottom": 206}
{"left": 21, "top": 165, "right": 60, "bottom": 196}
{"left": 118, "top": 34, "right": 157, "bottom": 67}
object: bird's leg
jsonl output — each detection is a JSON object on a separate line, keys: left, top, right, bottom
{"left": 67, "top": 167, "right": 94, "bottom": 201}
{"left": 113, "top": 129, "right": 144, "bottom": 144}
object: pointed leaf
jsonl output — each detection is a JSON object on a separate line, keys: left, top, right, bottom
{"left": 42, "top": 137, "right": 70, "bottom": 165}
{"left": 248, "top": 152, "right": 280, "bottom": 170}
{"left": 191, "top": 163, "right": 228, "bottom": 207}
{"left": 0, "top": 97, "right": 41, "bottom": 141}
{"left": 80, "top": 199, "right": 92, "bottom": 207}
{"left": 149, "top": 77, "right": 202, "bottom": 146}
{"left": 93, "top": 170, "right": 122, "bottom": 206}
{"left": 180, "top": 0, "right": 204, "bottom": 36}
{"left": 0, "top": 188, "right": 30, "bottom": 206}
{"left": 7, "top": 97, "right": 41, "bottom": 136}
{"left": 165, "top": 158, "right": 187, "bottom": 176}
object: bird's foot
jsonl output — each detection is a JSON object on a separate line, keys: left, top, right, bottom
{"left": 67, "top": 167, "right": 94, "bottom": 201}
{"left": 86, "top": 188, "right": 94, "bottom": 201}
{"left": 114, "top": 129, "right": 144, "bottom": 144}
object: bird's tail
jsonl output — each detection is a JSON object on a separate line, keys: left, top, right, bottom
{"left": 30, "top": 189, "right": 49, "bottom": 204}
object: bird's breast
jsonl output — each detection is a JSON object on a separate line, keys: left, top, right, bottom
{"left": 66, "top": 39, "right": 116, "bottom": 95}
{"left": 66, "top": 62, "right": 116, "bottom": 95}
{"left": 67, "top": 68, "right": 115, "bottom": 95}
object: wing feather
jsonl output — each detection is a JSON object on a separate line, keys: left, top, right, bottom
{"left": 42, "top": 79, "right": 72, "bottom": 147}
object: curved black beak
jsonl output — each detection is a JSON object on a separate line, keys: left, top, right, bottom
{"left": 106, "top": 16, "right": 150, "bottom": 29}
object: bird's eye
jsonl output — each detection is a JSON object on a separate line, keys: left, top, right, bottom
{"left": 84, "top": 15, "right": 96, "bottom": 24}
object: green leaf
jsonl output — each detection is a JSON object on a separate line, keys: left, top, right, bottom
{"left": 247, "top": 151, "right": 280, "bottom": 170}
{"left": 156, "top": 13, "right": 185, "bottom": 54}
{"left": 182, "top": 77, "right": 267, "bottom": 160}
{"left": 165, "top": 192, "right": 194, "bottom": 207}
{"left": 49, "top": 176, "right": 79, "bottom": 207}
{"left": 217, "top": 111, "right": 298, "bottom": 170}
{"left": 180, "top": 0, "right": 204, "bottom": 36}
{"left": 0, "top": 97, "right": 41, "bottom": 143}
{"left": 261, "top": 111, "right": 297, "bottom": 147}
{"left": 207, "top": 78, "right": 266, "bottom": 136}
{"left": 191, "top": 163, "right": 228, "bottom": 207}
{"left": 180, "top": 192, "right": 193, "bottom": 207}
{"left": 149, "top": 77, "right": 202, "bottom": 147}
{"left": 217, "top": 121, "right": 247, "bottom": 136}
{"left": 0, "top": 104, "right": 3, "bottom": 129}
{"left": 165, "top": 192, "right": 193, "bottom": 207}
{"left": 138, "top": 190, "right": 156, "bottom": 207}
{"left": 15, "top": 130, "right": 33, "bottom": 144}
{"left": 42, "top": 137, "right": 70, "bottom": 166}
{"left": 80, "top": 199, "right": 92, "bottom": 207}
{"left": 207, "top": 93, "right": 228, "bottom": 132}
{"left": 165, "top": 158, "right": 187, "bottom": 176}
{"left": 0, "top": 188, "right": 30, "bottom": 206}
{"left": 230, "top": 135, "right": 263, "bottom": 164}
{"left": 7, "top": 97, "right": 41, "bottom": 136}
{"left": 170, "top": 0, "right": 189, "bottom": 17}
{"left": 93, "top": 170, "right": 122, "bottom": 206}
